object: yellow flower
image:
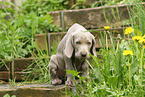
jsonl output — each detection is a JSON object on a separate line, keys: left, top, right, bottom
{"left": 138, "top": 38, "right": 145, "bottom": 45}
{"left": 104, "top": 26, "right": 110, "bottom": 30}
{"left": 125, "top": 27, "right": 134, "bottom": 34}
{"left": 132, "top": 36, "right": 142, "bottom": 42}
{"left": 122, "top": 50, "right": 134, "bottom": 56}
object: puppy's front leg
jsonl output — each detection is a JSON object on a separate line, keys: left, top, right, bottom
{"left": 49, "top": 55, "right": 62, "bottom": 85}
{"left": 81, "top": 61, "right": 89, "bottom": 82}
{"left": 64, "top": 56, "right": 75, "bottom": 86}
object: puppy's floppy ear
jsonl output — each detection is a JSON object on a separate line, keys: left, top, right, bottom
{"left": 90, "top": 35, "right": 97, "bottom": 57}
{"left": 64, "top": 34, "right": 74, "bottom": 58}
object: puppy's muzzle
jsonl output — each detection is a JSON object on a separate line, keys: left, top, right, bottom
{"left": 80, "top": 51, "right": 87, "bottom": 58}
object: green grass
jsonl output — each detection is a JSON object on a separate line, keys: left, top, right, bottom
{"left": 66, "top": 28, "right": 145, "bottom": 96}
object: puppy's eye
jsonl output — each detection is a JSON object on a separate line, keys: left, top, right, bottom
{"left": 87, "top": 42, "right": 91, "bottom": 45}
{"left": 76, "top": 41, "right": 81, "bottom": 44}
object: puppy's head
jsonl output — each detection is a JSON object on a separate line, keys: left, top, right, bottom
{"left": 64, "top": 30, "right": 96, "bottom": 59}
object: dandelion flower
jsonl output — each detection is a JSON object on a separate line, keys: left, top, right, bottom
{"left": 132, "top": 36, "right": 142, "bottom": 42}
{"left": 138, "top": 38, "right": 145, "bottom": 45}
{"left": 125, "top": 27, "right": 134, "bottom": 34}
{"left": 122, "top": 50, "right": 134, "bottom": 56}
{"left": 104, "top": 26, "right": 110, "bottom": 30}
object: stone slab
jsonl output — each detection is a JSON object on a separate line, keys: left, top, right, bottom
{"left": 48, "top": 4, "right": 145, "bottom": 30}
{"left": 0, "top": 84, "right": 71, "bottom": 97}
{"left": 0, "top": 71, "right": 10, "bottom": 80}
{"left": 0, "top": 58, "right": 49, "bottom": 81}
{"left": 35, "top": 34, "right": 48, "bottom": 50}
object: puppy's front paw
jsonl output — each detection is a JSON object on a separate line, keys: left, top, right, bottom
{"left": 65, "top": 79, "right": 75, "bottom": 86}
{"left": 52, "top": 78, "right": 62, "bottom": 85}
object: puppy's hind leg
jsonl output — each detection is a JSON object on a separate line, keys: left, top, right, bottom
{"left": 49, "top": 55, "right": 62, "bottom": 85}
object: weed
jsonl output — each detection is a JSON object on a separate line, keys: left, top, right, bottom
{"left": 0, "top": 1, "right": 58, "bottom": 59}
{"left": 3, "top": 94, "right": 16, "bottom": 97}
{"left": 66, "top": 25, "right": 145, "bottom": 96}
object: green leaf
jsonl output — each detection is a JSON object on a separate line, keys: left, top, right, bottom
{"left": 3, "top": 94, "right": 10, "bottom": 97}
{"left": 93, "top": 68, "right": 102, "bottom": 82}
{"left": 90, "top": 54, "right": 102, "bottom": 66}
{"left": 22, "top": 49, "right": 28, "bottom": 54}
{"left": 65, "top": 70, "right": 80, "bottom": 77}
{"left": 134, "top": 75, "right": 142, "bottom": 87}
{"left": 134, "top": 29, "right": 142, "bottom": 36}
{"left": 114, "top": 48, "right": 123, "bottom": 76}
{"left": 126, "top": 62, "right": 131, "bottom": 67}
{"left": 78, "top": 76, "right": 87, "bottom": 81}
{"left": 119, "top": 39, "right": 130, "bottom": 50}
{"left": 4, "top": 2, "right": 10, "bottom": 5}
{"left": 50, "top": 0, "right": 63, "bottom": 3}
{"left": 1, "top": 12, "right": 11, "bottom": 18}
{"left": 130, "top": 61, "right": 139, "bottom": 77}
{"left": 107, "top": 76, "right": 118, "bottom": 89}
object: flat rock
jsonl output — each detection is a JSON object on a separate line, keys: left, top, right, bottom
{"left": 48, "top": 4, "right": 137, "bottom": 30}
{"left": 0, "top": 83, "right": 71, "bottom": 97}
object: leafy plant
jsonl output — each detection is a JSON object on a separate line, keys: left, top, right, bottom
{"left": 0, "top": 2, "right": 30, "bottom": 59}
{"left": 3, "top": 94, "right": 16, "bottom": 97}
{"left": 22, "top": 0, "right": 67, "bottom": 14}
{"left": 0, "top": 1, "right": 58, "bottom": 59}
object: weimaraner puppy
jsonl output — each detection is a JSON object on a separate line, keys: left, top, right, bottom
{"left": 49, "top": 23, "right": 97, "bottom": 86}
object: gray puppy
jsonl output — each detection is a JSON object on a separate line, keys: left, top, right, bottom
{"left": 49, "top": 23, "right": 96, "bottom": 86}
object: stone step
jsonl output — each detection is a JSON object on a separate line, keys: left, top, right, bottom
{"left": 0, "top": 84, "right": 71, "bottom": 97}
{"left": 48, "top": 3, "right": 145, "bottom": 30}
{"left": 0, "top": 58, "right": 49, "bottom": 81}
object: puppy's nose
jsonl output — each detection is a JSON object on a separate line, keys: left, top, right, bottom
{"left": 81, "top": 52, "right": 87, "bottom": 57}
